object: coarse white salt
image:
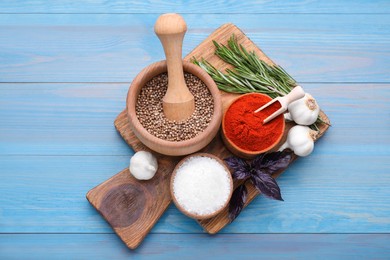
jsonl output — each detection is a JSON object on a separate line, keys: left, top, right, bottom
{"left": 172, "top": 156, "right": 232, "bottom": 216}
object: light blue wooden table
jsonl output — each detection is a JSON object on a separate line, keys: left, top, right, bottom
{"left": 1, "top": 1, "right": 389, "bottom": 259}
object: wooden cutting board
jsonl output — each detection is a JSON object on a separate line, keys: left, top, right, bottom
{"left": 86, "top": 23, "right": 330, "bottom": 249}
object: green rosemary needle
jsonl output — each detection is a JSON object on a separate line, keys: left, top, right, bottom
{"left": 192, "top": 34, "right": 328, "bottom": 131}
{"left": 192, "top": 34, "right": 296, "bottom": 99}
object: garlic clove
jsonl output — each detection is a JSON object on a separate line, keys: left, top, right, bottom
{"left": 305, "top": 94, "right": 318, "bottom": 110}
{"left": 279, "top": 125, "right": 317, "bottom": 157}
{"left": 147, "top": 165, "right": 157, "bottom": 172}
{"left": 284, "top": 112, "right": 293, "bottom": 121}
{"left": 294, "top": 141, "right": 314, "bottom": 157}
{"left": 129, "top": 151, "right": 158, "bottom": 180}
{"left": 288, "top": 93, "right": 320, "bottom": 126}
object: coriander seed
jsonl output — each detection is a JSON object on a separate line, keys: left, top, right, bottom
{"left": 135, "top": 72, "right": 214, "bottom": 141}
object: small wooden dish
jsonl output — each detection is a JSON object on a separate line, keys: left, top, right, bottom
{"left": 126, "top": 60, "right": 222, "bottom": 156}
{"left": 221, "top": 93, "right": 285, "bottom": 159}
{"left": 170, "top": 153, "right": 233, "bottom": 220}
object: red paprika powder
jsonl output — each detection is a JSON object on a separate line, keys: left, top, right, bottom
{"left": 223, "top": 93, "right": 284, "bottom": 152}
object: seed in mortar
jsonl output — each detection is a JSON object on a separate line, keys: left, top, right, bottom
{"left": 135, "top": 73, "right": 214, "bottom": 141}
{"left": 172, "top": 156, "right": 232, "bottom": 217}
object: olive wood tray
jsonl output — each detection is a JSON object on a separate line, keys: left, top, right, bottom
{"left": 86, "top": 23, "right": 330, "bottom": 249}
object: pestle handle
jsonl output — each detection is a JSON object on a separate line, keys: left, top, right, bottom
{"left": 154, "top": 13, "right": 194, "bottom": 121}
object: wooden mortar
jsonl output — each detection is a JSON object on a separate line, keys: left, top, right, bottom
{"left": 126, "top": 60, "right": 222, "bottom": 156}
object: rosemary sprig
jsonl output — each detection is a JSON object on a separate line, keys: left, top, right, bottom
{"left": 192, "top": 35, "right": 296, "bottom": 99}
{"left": 192, "top": 34, "right": 329, "bottom": 131}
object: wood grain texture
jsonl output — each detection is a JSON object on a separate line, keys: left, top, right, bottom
{"left": 0, "top": 14, "right": 389, "bottom": 83}
{"left": 0, "top": 83, "right": 133, "bottom": 156}
{"left": 1, "top": 83, "right": 389, "bottom": 156}
{"left": 1, "top": 1, "right": 390, "bottom": 257}
{"left": 107, "top": 24, "right": 330, "bottom": 247}
{"left": 154, "top": 14, "right": 196, "bottom": 122}
{"left": 1, "top": 0, "right": 389, "bottom": 14}
{"left": 1, "top": 153, "right": 389, "bottom": 234}
{"left": 191, "top": 25, "right": 328, "bottom": 233}
{"left": 87, "top": 163, "right": 174, "bottom": 249}
{"left": 1, "top": 234, "right": 389, "bottom": 259}
{"left": 126, "top": 60, "right": 222, "bottom": 155}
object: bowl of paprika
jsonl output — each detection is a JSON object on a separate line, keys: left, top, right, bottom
{"left": 222, "top": 93, "right": 285, "bottom": 159}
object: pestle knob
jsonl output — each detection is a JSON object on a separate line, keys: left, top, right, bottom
{"left": 154, "top": 13, "right": 195, "bottom": 122}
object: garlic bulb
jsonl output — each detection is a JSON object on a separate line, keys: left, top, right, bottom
{"left": 129, "top": 151, "right": 158, "bottom": 180}
{"left": 279, "top": 125, "right": 318, "bottom": 157}
{"left": 286, "top": 93, "right": 320, "bottom": 125}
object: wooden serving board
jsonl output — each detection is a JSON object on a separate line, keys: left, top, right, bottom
{"left": 87, "top": 23, "right": 330, "bottom": 249}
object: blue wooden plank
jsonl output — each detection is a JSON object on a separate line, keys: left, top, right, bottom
{"left": 0, "top": 5, "right": 389, "bottom": 257}
{"left": 0, "top": 83, "right": 132, "bottom": 156}
{"left": 1, "top": 83, "right": 389, "bottom": 234}
{"left": 0, "top": 148, "right": 389, "bottom": 233}
{"left": 0, "top": 234, "right": 389, "bottom": 259}
{"left": 0, "top": 0, "right": 389, "bottom": 14}
{"left": 0, "top": 14, "right": 389, "bottom": 83}
{"left": 1, "top": 83, "right": 389, "bottom": 156}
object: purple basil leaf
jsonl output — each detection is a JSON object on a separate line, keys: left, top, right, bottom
{"left": 224, "top": 156, "right": 249, "bottom": 173}
{"left": 232, "top": 169, "right": 251, "bottom": 180}
{"left": 252, "top": 151, "right": 293, "bottom": 174}
{"left": 251, "top": 153, "right": 265, "bottom": 170}
{"left": 250, "top": 171, "right": 283, "bottom": 201}
{"left": 228, "top": 184, "right": 248, "bottom": 222}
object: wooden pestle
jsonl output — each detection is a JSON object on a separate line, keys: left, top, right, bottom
{"left": 154, "top": 13, "right": 195, "bottom": 121}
